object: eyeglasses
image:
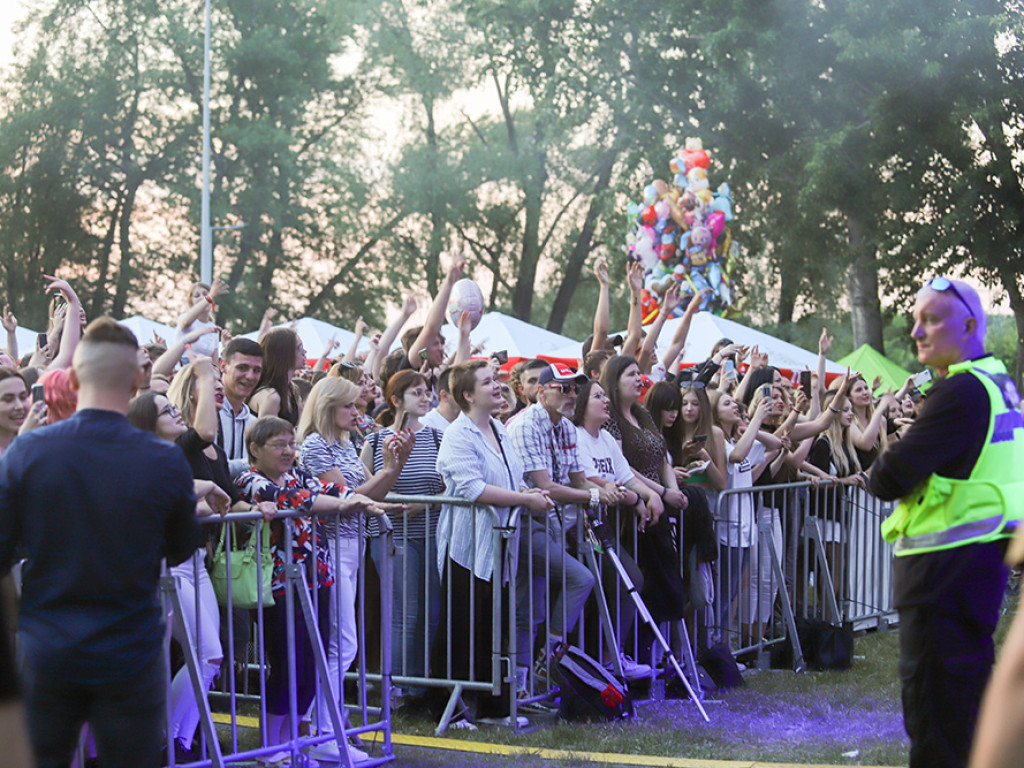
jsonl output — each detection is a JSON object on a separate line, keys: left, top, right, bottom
{"left": 679, "top": 380, "right": 706, "bottom": 389}
{"left": 920, "top": 277, "right": 975, "bottom": 319}
{"left": 263, "top": 439, "right": 296, "bottom": 451}
{"left": 545, "top": 383, "right": 577, "bottom": 395}
{"left": 158, "top": 404, "right": 181, "bottom": 418}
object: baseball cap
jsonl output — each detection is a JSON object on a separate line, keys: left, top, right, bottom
{"left": 537, "top": 362, "right": 588, "bottom": 387}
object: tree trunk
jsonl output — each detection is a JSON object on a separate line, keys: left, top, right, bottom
{"left": 777, "top": 267, "right": 797, "bottom": 330}
{"left": 997, "top": 264, "right": 1024, "bottom": 388}
{"left": 111, "top": 180, "right": 140, "bottom": 320}
{"left": 546, "top": 150, "right": 616, "bottom": 333}
{"left": 424, "top": 97, "right": 442, "bottom": 297}
{"left": 846, "top": 213, "right": 884, "bottom": 353}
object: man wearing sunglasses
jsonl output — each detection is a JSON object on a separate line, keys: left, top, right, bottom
{"left": 508, "top": 364, "right": 628, "bottom": 701}
{"left": 869, "top": 277, "right": 1024, "bottom": 768}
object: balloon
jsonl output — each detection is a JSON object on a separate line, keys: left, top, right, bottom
{"left": 446, "top": 278, "right": 485, "bottom": 330}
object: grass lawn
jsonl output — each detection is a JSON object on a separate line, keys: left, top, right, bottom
{"left": 389, "top": 629, "right": 909, "bottom": 767}
{"left": 213, "top": 607, "right": 1020, "bottom": 767}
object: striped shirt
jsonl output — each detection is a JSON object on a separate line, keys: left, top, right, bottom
{"left": 298, "top": 434, "right": 366, "bottom": 538}
{"left": 366, "top": 425, "right": 444, "bottom": 539}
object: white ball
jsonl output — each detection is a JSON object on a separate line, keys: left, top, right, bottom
{"left": 446, "top": 278, "right": 485, "bottom": 330}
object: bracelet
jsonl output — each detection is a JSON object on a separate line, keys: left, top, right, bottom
{"left": 204, "top": 293, "right": 214, "bottom": 305}
{"left": 659, "top": 487, "right": 668, "bottom": 500}
{"left": 828, "top": 405, "right": 840, "bottom": 414}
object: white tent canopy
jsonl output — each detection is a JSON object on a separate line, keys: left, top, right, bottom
{"left": 440, "top": 312, "right": 581, "bottom": 359}
{"left": 547, "top": 313, "right": 844, "bottom": 374}
{"left": 118, "top": 315, "right": 180, "bottom": 346}
{"left": 242, "top": 317, "right": 359, "bottom": 360}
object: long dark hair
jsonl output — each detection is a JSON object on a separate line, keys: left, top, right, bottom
{"left": 255, "top": 328, "right": 299, "bottom": 423}
{"left": 599, "top": 355, "right": 659, "bottom": 435}
{"left": 645, "top": 381, "right": 684, "bottom": 465}
{"left": 742, "top": 366, "right": 778, "bottom": 405}
{"left": 571, "top": 378, "right": 600, "bottom": 427}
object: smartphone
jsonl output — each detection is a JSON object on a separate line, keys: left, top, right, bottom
{"left": 722, "top": 359, "right": 736, "bottom": 377}
{"left": 493, "top": 350, "right": 508, "bottom": 365}
{"left": 37, "top": 332, "right": 48, "bottom": 349}
{"left": 399, "top": 412, "right": 410, "bottom": 432}
{"left": 759, "top": 383, "right": 772, "bottom": 399}
{"left": 912, "top": 370, "right": 932, "bottom": 388}
{"left": 32, "top": 382, "right": 45, "bottom": 404}
{"left": 799, "top": 370, "right": 812, "bottom": 399}
{"left": 692, "top": 433, "right": 707, "bottom": 443}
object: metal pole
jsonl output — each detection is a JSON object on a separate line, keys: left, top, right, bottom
{"left": 200, "top": 0, "right": 213, "bottom": 284}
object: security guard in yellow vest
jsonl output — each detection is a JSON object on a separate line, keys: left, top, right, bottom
{"left": 870, "top": 277, "right": 1024, "bottom": 768}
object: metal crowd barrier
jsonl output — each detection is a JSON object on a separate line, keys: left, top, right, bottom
{"left": 161, "top": 505, "right": 395, "bottom": 768}
{"left": 706, "top": 480, "right": 897, "bottom": 669}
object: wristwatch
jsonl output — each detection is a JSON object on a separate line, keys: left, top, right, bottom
{"left": 589, "top": 488, "right": 600, "bottom": 509}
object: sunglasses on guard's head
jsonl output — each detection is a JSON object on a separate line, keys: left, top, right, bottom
{"left": 919, "top": 277, "right": 975, "bottom": 319}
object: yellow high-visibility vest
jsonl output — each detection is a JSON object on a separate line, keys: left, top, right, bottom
{"left": 881, "top": 356, "right": 1024, "bottom": 556}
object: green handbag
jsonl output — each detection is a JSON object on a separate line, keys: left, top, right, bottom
{"left": 211, "top": 522, "right": 275, "bottom": 608}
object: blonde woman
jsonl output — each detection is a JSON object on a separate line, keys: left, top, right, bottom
{"left": 296, "top": 377, "right": 410, "bottom": 761}
{"left": 177, "top": 279, "right": 229, "bottom": 362}
{"left": 845, "top": 375, "right": 896, "bottom": 470}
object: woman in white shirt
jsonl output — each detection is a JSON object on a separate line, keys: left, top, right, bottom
{"left": 572, "top": 378, "right": 661, "bottom": 679}
{"left": 433, "top": 360, "right": 552, "bottom": 726}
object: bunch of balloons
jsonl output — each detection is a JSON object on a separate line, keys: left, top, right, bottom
{"left": 623, "top": 138, "right": 741, "bottom": 322}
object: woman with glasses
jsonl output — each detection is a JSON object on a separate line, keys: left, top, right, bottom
{"left": 250, "top": 327, "right": 306, "bottom": 426}
{"left": 236, "top": 416, "right": 395, "bottom": 765}
{"left": 295, "top": 377, "right": 410, "bottom": 759}
{"left": 127, "top": 359, "right": 243, "bottom": 762}
{"left": 361, "top": 370, "right": 445, "bottom": 702}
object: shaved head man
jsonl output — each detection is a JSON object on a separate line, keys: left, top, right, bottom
{"left": 870, "top": 278, "right": 1024, "bottom": 768}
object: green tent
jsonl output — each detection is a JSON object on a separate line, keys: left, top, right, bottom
{"left": 837, "top": 344, "right": 913, "bottom": 392}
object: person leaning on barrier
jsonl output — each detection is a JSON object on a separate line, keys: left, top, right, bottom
{"left": 572, "top": 378, "right": 658, "bottom": 680}
{"left": 236, "top": 416, "right": 400, "bottom": 765}
{"left": 432, "top": 360, "right": 553, "bottom": 728}
{"left": 295, "top": 377, "right": 411, "bottom": 763}
{"left": 507, "top": 363, "right": 602, "bottom": 695}
{"left": 362, "top": 370, "right": 445, "bottom": 703}
{"left": 0, "top": 317, "right": 201, "bottom": 768}
{"left": 868, "top": 277, "right": 1024, "bottom": 768}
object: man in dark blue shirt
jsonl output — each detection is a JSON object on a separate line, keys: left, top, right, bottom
{"left": 0, "top": 317, "right": 200, "bottom": 768}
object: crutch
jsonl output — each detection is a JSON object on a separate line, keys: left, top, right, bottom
{"left": 583, "top": 514, "right": 710, "bottom": 722}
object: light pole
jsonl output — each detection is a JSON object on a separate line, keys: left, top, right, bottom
{"left": 200, "top": 0, "right": 212, "bottom": 284}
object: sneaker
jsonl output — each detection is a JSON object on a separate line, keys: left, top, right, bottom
{"left": 516, "top": 693, "right": 559, "bottom": 716}
{"left": 308, "top": 740, "right": 369, "bottom": 765}
{"left": 608, "top": 653, "right": 653, "bottom": 681}
{"left": 477, "top": 714, "right": 529, "bottom": 728}
{"left": 448, "top": 717, "right": 478, "bottom": 731}
{"left": 254, "top": 751, "right": 291, "bottom": 766}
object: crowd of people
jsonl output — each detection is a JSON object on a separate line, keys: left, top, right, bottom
{"left": 0, "top": 257, "right": 933, "bottom": 767}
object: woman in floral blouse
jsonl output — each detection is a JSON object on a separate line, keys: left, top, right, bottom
{"left": 235, "top": 416, "right": 396, "bottom": 764}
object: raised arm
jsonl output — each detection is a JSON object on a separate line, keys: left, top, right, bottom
{"left": 729, "top": 398, "right": 771, "bottom": 463}
{"left": 638, "top": 284, "right": 682, "bottom": 374}
{"left": 407, "top": 253, "right": 465, "bottom": 364}
{"left": 258, "top": 307, "right": 277, "bottom": 340}
{"left": 373, "top": 295, "right": 416, "bottom": 380}
{"left": 850, "top": 391, "right": 896, "bottom": 452}
{"left": 661, "top": 289, "right": 709, "bottom": 375}
{"left": 191, "top": 357, "right": 221, "bottom": 443}
{"left": 1, "top": 307, "right": 17, "bottom": 363}
{"left": 178, "top": 278, "right": 229, "bottom": 331}
{"left": 591, "top": 258, "right": 611, "bottom": 354}
{"left": 44, "top": 276, "right": 82, "bottom": 371}
{"left": 621, "top": 261, "right": 646, "bottom": 360}
{"left": 341, "top": 317, "right": 366, "bottom": 364}
{"left": 315, "top": 337, "right": 341, "bottom": 373}
{"left": 452, "top": 311, "right": 472, "bottom": 365}
{"left": 153, "top": 325, "right": 220, "bottom": 379}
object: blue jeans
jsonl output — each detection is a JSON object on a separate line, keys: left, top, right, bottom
{"left": 370, "top": 535, "right": 441, "bottom": 693}
{"left": 20, "top": 647, "right": 165, "bottom": 768}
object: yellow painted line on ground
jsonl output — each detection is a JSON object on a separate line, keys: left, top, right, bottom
{"left": 210, "top": 712, "right": 894, "bottom": 768}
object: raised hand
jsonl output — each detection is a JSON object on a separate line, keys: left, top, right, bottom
{"left": 819, "top": 327, "right": 833, "bottom": 355}
{"left": 1, "top": 307, "right": 16, "bottom": 334}
{"left": 593, "top": 258, "right": 609, "bottom": 286}
{"left": 627, "top": 261, "right": 645, "bottom": 294}
{"left": 210, "top": 278, "right": 231, "bottom": 298}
